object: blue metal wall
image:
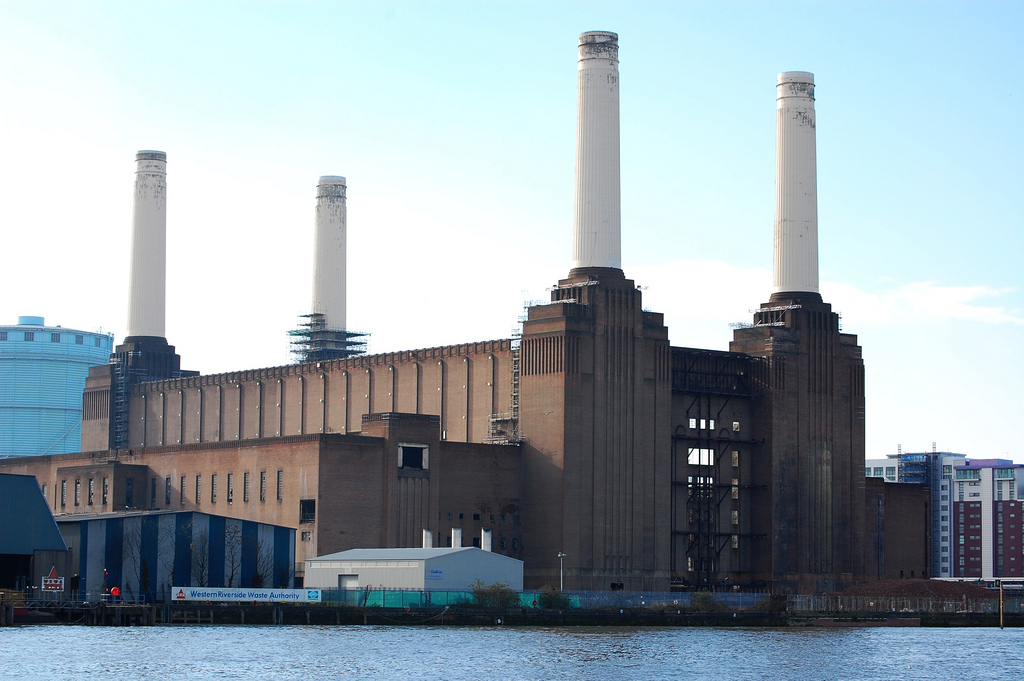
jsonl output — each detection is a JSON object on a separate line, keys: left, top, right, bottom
{"left": 0, "top": 317, "right": 113, "bottom": 456}
{"left": 71, "top": 511, "right": 295, "bottom": 601}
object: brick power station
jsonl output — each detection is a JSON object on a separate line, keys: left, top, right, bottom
{"left": 3, "top": 33, "right": 883, "bottom": 593}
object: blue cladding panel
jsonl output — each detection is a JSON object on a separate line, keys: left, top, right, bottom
{"left": 104, "top": 518, "right": 123, "bottom": 591}
{"left": 241, "top": 521, "right": 258, "bottom": 586}
{"left": 141, "top": 515, "right": 160, "bottom": 598}
{"left": 174, "top": 513, "right": 193, "bottom": 586}
{"left": 208, "top": 515, "right": 226, "bottom": 587}
{"left": 78, "top": 522, "right": 89, "bottom": 594}
{"left": 274, "top": 526, "right": 291, "bottom": 588}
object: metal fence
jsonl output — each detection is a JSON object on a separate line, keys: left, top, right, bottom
{"left": 788, "top": 594, "right": 1022, "bottom": 615}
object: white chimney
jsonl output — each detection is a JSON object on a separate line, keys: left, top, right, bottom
{"left": 773, "top": 72, "right": 819, "bottom": 295}
{"left": 481, "top": 528, "right": 492, "bottom": 552}
{"left": 311, "top": 176, "right": 347, "bottom": 330}
{"left": 451, "top": 528, "right": 462, "bottom": 548}
{"left": 572, "top": 31, "right": 621, "bottom": 271}
{"left": 422, "top": 529, "right": 433, "bottom": 548}
{"left": 126, "top": 151, "right": 167, "bottom": 338}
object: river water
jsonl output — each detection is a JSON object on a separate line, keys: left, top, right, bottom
{"left": 1, "top": 625, "right": 1022, "bottom": 679}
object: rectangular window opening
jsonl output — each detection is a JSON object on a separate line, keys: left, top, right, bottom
{"left": 300, "top": 499, "right": 316, "bottom": 523}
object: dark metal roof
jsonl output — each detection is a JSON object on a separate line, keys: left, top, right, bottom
{"left": 0, "top": 474, "right": 68, "bottom": 555}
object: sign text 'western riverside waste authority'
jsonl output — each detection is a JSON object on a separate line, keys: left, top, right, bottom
{"left": 172, "top": 587, "right": 321, "bottom": 602}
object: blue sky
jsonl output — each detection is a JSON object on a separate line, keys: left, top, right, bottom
{"left": 1, "top": 1, "right": 1021, "bottom": 460}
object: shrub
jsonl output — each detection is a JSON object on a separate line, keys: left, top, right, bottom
{"left": 690, "top": 590, "right": 724, "bottom": 613}
{"left": 538, "top": 585, "right": 571, "bottom": 610}
{"left": 470, "top": 580, "right": 519, "bottom": 609}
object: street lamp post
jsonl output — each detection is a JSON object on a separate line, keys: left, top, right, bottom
{"left": 557, "top": 552, "right": 567, "bottom": 591}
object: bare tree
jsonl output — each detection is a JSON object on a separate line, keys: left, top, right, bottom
{"left": 191, "top": 530, "right": 210, "bottom": 587}
{"left": 122, "top": 517, "right": 167, "bottom": 602}
{"left": 225, "top": 523, "right": 242, "bottom": 587}
{"left": 251, "top": 537, "right": 275, "bottom": 588}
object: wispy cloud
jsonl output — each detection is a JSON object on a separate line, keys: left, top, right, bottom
{"left": 825, "top": 281, "right": 1024, "bottom": 328}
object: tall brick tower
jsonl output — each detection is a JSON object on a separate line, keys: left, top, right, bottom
{"left": 730, "top": 73, "right": 866, "bottom": 592}
{"left": 518, "top": 33, "right": 672, "bottom": 590}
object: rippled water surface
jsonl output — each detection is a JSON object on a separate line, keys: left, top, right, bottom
{"left": 2, "top": 625, "right": 1022, "bottom": 680}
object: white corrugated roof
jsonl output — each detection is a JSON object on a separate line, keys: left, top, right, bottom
{"left": 310, "top": 547, "right": 480, "bottom": 562}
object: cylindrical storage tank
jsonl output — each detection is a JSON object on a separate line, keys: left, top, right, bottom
{"left": 0, "top": 317, "right": 114, "bottom": 456}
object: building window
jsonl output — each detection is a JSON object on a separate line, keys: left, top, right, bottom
{"left": 227, "top": 473, "right": 234, "bottom": 504}
{"left": 150, "top": 477, "right": 157, "bottom": 506}
{"left": 301, "top": 531, "right": 312, "bottom": 541}
{"left": 162, "top": 477, "right": 169, "bottom": 505}
{"left": 94, "top": 337, "right": 101, "bottom": 347}
{"left": 102, "top": 477, "right": 108, "bottom": 505}
{"left": 300, "top": 499, "right": 316, "bottom": 523}
{"left": 50, "top": 332, "right": 60, "bottom": 342}
{"left": 41, "top": 483, "right": 47, "bottom": 502}
{"left": 60, "top": 480, "right": 67, "bottom": 507}
{"left": 277, "top": 470, "right": 284, "bottom": 501}
{"left": 74, "top": 479, "right": 81, "bottom": 506}
{"left": 244, "top": 472, "right": 250, "bottom": 502}
{"left": 0, "top": 331, "right": 6, "bottom": 341}
{"left": 24, "top": 331, "right": 34, "bottom": 341}
{"left": 88, "top": 479, "right": 94, "bottom": 505}
{"left": 731, "top": 534, "right": 739, "bottom": 549}
{"left": 731, "top": 510, "right": 739, "bottom": 525}
{"left": 180, "top": 476, "right": 186, "bottom": 504}
{"left": 260, "top": 471, "right": 267, "bottom": 502}
{"left": 688, "top": 418, "right": 696, "bottom": 429}
{"left": 195, "top": 475, "right": 202, "bottom": 504}
{"left": 75, "top": 334, "right": 84, "bottom": 345}
{"left": 211, "top": 474, "right": 218, "bottom": 503}
{"left": 732, "top": 421, "right": 740, "bottom": 432}
{"left": 399, "top": 445, "right": 428, "bottom": 470}
{"left": 732, "top": 451, "right": 739, "bottom": 468}
{"left": 473, "top": 513, "right": 481, "bottom": 521}
{"left": 125, "top": 477, "right": 134, "bottom": 507}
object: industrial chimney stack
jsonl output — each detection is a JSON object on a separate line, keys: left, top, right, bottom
{"left": 289, "top": 176, "right": 367, "bottom": 362}
{"left": 311, "top": 176, "right": 347, "bottom": 331}
{"left": 571, "top": 31, "right": 621, "bottom": 273}
{"left": 772, "top": 71, "right": 819, "bottom": 298}
{"left": 126, "top": 151, "right": 168, "bottom": 339}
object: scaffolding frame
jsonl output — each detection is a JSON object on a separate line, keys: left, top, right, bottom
{"left": 289, "top": 313, "right": 368, "bottom": 363}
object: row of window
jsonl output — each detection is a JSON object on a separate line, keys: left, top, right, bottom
{"left": 443, "top": 511, "right": 519, "bottom": 524}
{"left": 48, "top": 478, "right": 110, "bottom": 508}
{"left": 49, "top": 470, "right": 286, "bottom": 510}
{"left": 0, "top": 330, "right": 101, "bottom": 345}
{"left": 180, "top": 470, "right": 284, "bottom": 506}
{"left": 686, "top": 418, "right": 742, "bottom": 432}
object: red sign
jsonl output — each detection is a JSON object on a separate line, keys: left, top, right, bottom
{"left": 41, "top": 566, "right": 64, "bottom": 591}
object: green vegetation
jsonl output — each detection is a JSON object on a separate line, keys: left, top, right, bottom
{"left": 538, "top": 585, "right": 572, "bottom": 610}
{"left": 469, "top": 580, "right": 519, "bottom": 609}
